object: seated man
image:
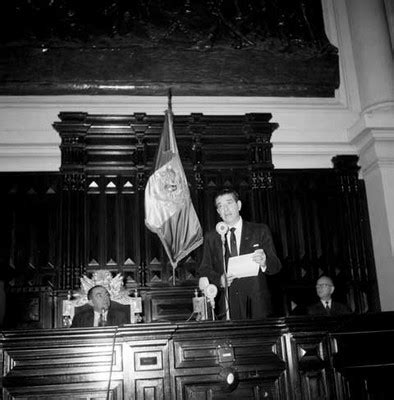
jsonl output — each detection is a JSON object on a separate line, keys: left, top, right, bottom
{"left": 71, "top": 285, "right": 130, "bottom": 327}
{"left": 307, "top": 275, "right": 352, "bottom": 316}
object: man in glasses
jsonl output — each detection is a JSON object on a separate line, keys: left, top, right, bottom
{"left": 307, "top": 276, "right": 352, "bottom": 316}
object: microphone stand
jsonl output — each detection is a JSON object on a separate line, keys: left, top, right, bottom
{"left": 220, "top": 234, "right": 231, "bottom": 321}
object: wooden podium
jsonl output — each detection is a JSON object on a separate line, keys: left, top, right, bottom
{"left": 2, "top": 313, "right": 394, "bottom": 399}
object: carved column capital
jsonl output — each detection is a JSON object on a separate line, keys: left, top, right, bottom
{"left": 62, "top": 173, "right": 86, "bottom": 191}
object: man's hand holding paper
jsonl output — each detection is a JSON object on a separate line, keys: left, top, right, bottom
{"left": 252, "top": 248, "right": 267, "bottom": 272}
{"left": 227, "top": 248, "right": 267, "bottom": 279}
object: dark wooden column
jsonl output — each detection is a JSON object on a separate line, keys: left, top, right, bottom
{"left": 55, "top": 113, "right": 88, "bottom": 290}
{"left": 332, "top": 155, "right": 379, "bottom": 313}
{"left": 60, "top": 173, "right": 86, "bottom": 290}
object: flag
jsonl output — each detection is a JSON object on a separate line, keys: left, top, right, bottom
{"left": 145, "top": 108, "right": 203, "bottom": 271}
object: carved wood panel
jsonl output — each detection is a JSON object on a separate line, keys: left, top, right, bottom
{"left": 0, "top": 173, "right": 60, "bottom": 329}
{"left": 3, "top": 382, "right": 123, "bottom": 400}
{"left": 0, "top": 313, "right": 394, "bottom": 400}
{"left": 85, "top": 175, "right": 142, "bottom": 286}
{"left": 271, "top": 158, "right": 378, "bottom": 317}
{"left": 2, "top": 313, "right": 394, "bottom": 399}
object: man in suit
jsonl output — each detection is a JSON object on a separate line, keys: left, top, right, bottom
{"left": 198, "top": 189, "right": 282, "bottom": 320}
{"left": 307, "top": 276, "right": 352, "bottom": 316}
{"left": 71, "top": 285, "right": 130, "bottom": 327}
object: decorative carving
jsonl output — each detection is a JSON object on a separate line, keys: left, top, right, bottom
{"left": 193, "top": 170, "right": 204, "bottom": 191}
{"left": 2, "top": 1, "right": 333, "bottom": 51}
{"left": 332, "top": 155, "right": 360, "bottom": 193}
{"left": 62, "top": 173, "right": 85, "bottom": 191}
{"left": 59, "top": 131, "right": 86, "bottom": 172}
{"left": 191, "top": 124, "right": 204, "bottom": 191}
{"left": 137, "top": 169, "right": 147, "bottom": 191}
{"left": 0, "top": 2, "right": 338, "bottom": 96}
{"left": 74, "top": 270, "right": 129, "bottom": 305}
{"left": 251, "top": 170, "right": 273, "bottom": 189}
{"left": 131, "top": 115, "right": 148, "bottom": 167}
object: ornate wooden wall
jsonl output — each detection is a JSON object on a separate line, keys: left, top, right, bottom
{"left": 2, "top": 313, "right": 394, "bottom": 399}
{"left": 0, "top": 112, "right": 379, "bottom": 329}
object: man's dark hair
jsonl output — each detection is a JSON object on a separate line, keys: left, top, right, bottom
{"left": 87, "top": 285, "right": 108, "bottom": 300}
{"left": 214, "top": 188, "right": 240, "bottom": 207}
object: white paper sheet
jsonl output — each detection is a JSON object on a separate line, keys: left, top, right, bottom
{"left": 227, "top": 253, "right": 259, "bottom": 278}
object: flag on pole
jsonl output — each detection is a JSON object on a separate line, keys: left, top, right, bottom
{"left": 145, "top": 106, "right": 203, "bottom": 273}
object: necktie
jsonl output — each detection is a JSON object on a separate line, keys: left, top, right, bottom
{"left": 325, "top": 302, "right": 330, "bottom": 314}
{"left": 98, "top": 310, "right": 106, "bottom": 326}
{"left": 229, "top": 227, "right": 238, "bottom": 257}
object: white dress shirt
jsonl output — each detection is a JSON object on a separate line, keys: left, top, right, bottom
{"left": 227, "top": 217, "right": 267, "bottom": 273}
{"left": 93, "top": 309, "right": 108, "bottom": 326}
{"left": 321, "top": 299, "right": 332, "bottom": 309}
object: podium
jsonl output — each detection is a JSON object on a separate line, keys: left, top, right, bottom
{"left": 1, "top": 313, "right": 394, "bottom": 399}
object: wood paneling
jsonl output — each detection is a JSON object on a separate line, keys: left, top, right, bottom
{"left": 2, "top": 313, "right": 394, "bottom": 399}
{"left": 0, "top": 113, "right": 379, "bottom": 329}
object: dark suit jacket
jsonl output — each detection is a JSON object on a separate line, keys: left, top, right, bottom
{"left": 198, "top": 221, "right": 282, "bottom": 320}
{"left": 307, "top": 300, "right": 352, "bottom": 316}
{"left": 71, "top": 300, "right": 130, "bottom": 328}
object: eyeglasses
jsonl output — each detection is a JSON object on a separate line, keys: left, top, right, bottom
{"left": 316, "top": 284, "right": 333, "bottom": 288}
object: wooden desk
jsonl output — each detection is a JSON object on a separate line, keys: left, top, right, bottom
{"left": 1, "top": 314, "right": 393, "bottom": 399}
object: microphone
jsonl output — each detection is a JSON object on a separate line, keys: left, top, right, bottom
{"left": 200, "top": 278, "right": 218, "bottom": 309}
{"left": 199, "top": 278, "right": 218, "bottom": 300}
{"left": 216, "top": 221, "right": 229, "bottom": 237}
{"left": 205, "top": 283, "right": 218, "bottom": 318}
{"left": 205, "top": 284, "right": 218, "bottom": 303}
{"left": 199, "top": 277, "right": 209, "bottom": 292}
{"left": 216, "top": 221, "right": 231, "bottom": 321}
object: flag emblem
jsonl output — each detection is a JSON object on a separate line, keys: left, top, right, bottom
{"left": 145, "top": 106, "right": 203, "bottom": 273}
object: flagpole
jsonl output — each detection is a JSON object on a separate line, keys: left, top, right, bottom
{"left": 168, "top": 87, "right": 175, "bottom": 287}
{"left": 168, "top": 88, "right": 172, "bottom": 111}
{"left": 145, "top": 87, "right": 203, "bottom": 289}
{"left": 172, "top": 265, "right": 176, "bottom": 286}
